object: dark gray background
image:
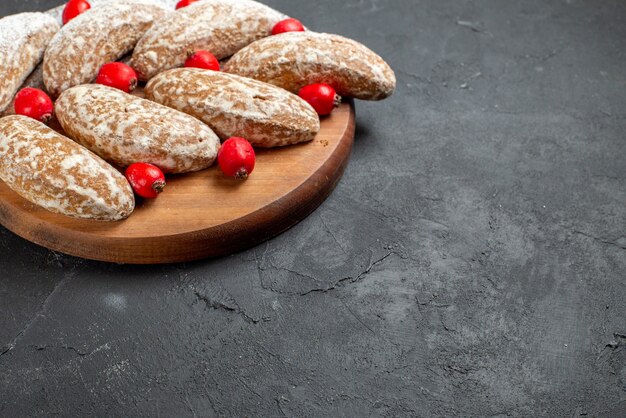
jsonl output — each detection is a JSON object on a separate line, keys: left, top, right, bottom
{"left": 1, "top": 0, "right": 625, "bottom": 416}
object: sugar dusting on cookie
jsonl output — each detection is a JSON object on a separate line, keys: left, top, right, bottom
{"left": 0, "top": 13, "right": 59, "bottom": 112}
{"left": 0, "top": 115, "right": 135, "bottom": 221}
{"left": 131, "top": 0, "right": 287, "bottom": 80}
{"left": 43, "top": 3, "right": 167, "bottom": 97}
{"left": 46, "top": 0, "right": 179, "bottom": 24}
{"left": 145, "top": 68, "right": 320, "bottom": 148}
{"left": 55, "top": 84, "right": 220, "bottom": 173}
{"left": 224, "top": 31, "right": 397, "bottom": 101}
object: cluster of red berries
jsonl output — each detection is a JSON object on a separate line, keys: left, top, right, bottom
{"left": 14, "top": 0, "right": 341, "bottom": 199}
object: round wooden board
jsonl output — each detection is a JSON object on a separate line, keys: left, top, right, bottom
{"left": 0, "top": 101, "right": 355, "bottom": 264}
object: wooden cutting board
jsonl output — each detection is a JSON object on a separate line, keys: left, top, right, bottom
{"left": 0, "top": 2, "right": 356, "bottom": 264}
{"left": 0, "top": 99, "right": 355, "bottom": 264}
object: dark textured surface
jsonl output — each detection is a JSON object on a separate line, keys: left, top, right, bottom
{"left": 1, "top": 0, "right": 625, "bottom": 416}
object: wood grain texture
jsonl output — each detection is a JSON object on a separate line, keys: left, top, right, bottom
{"left": 0, "top": 100, "right": 355, "bottom": 264}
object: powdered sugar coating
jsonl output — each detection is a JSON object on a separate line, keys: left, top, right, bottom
{"left": 43, "top": 3, "right": 168, "bottom": 97}
{"left": 55, "top": 84, "right": 220, "bottom": 173}
{"left": 46, "top": 0, "right": 178, "bottom": 23}
{"left": 131, "top": 0, "right": 287, "bottom": 81}
{"left": 145, "top": 68, "right": 320, "bottom": 148}
{"left": 0, "top": 115, "right": 134, "bottom": 221}
{"left": 224, "top": 31, "right": 396, "bottom": 101}
{"left": 0, "top": 13, "right": 59, "bottom": 112}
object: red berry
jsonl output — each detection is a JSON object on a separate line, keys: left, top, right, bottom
{"left": 14, "top": 88, "right": 54, "bottom": 123}
{"left": 96, "top": 62, "right": 138, "bottom": 93}
{"left": 298, "top": 84, "right": 341, "bottom": 116}
{"left": 175, "top": 0, "right": 200, "bottom": 9}
{"left": 184, "top": 51, "right": 220, "bottom": 71}
{"left": 272, "top": 18, "right": 305, "bottom": 35}
{"left": 218, "top": 137, "right": 256, "bottom": 180}
{"left": 125, "top": 163, "right": 166, "bottom": 199}
{"left": 62, "top": 0, "right": 91, "bottom": 25}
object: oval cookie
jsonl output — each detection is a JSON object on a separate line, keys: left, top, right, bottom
{"left": 0, "top": 13, "right": 59, "bottom": 112}
{"left": 0, "top": 115, "right": 134, "bottom": 221}
{"left": 131, "top": 0, "right": 287, "bottom": 81}
{"left": 224, "top": 31, "right": 396, "bottom": 101}
{"left": 43, "top": 3, "right": 167, "bottom": 97}
{"left": 55, "top": 84, "right": 220, "bottom": 174}
{"left": 145, "top": 68, "right": 320, "bottom": 148}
